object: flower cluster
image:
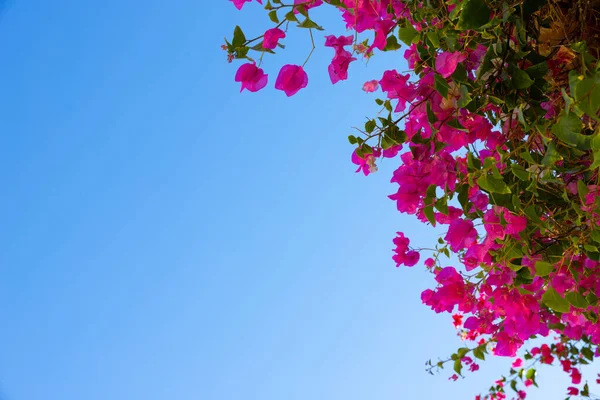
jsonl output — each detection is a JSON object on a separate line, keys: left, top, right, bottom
{"left": 224, "top": 0, "right": 600, "bottom": 398}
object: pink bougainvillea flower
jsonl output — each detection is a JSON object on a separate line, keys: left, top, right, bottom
{"left": 567, "top": 387, "right": 579, "bottom": 396}
{"left": 571, "top": 368, "right": 582, "bottom": 384}
{"left": 435, "top": 51, "right": 467, "bottom": 78}
{"left": 328, "top": 50, "right": 356, "bottom": 84}
{"left": 352, "top": 147, "right": 381, "bottom": 176}
{"left": 324, "top": 35, "right": 353, "bottom": 52}
{"left": 362, "top": 79, "right": 379, "bottom": 92}
{"left": 293, "top": 0, "right": 323, "bottom": 12}
{"left": 230, "top": 0, "right": 262, "bottom": 10}
{"left": 263, "top": 28, "right": 286, "bottom": 50}
{"left": 512, "top": 358, "right": 523, "bottom": 368}
{"left": 275, "top": 64, "right": 308, "bottom": 96}
{"left": 234, "top": 63, "right": 268, "bottom": 93}
{"left": 493, "top": 331, "right": 522, "bottom": 357}
{"left": 445, "top": 219, "right": 477, "bottom": 252}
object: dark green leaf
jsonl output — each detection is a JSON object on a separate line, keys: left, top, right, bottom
{"left": 551, "top": 113, "right": 589, "bottom": 150}
{"left": 232, "top": 26, "right": 246, "bottom": 47}
{"left": 268, "top": 10, "right": 279, "bottom": 23}
{"left": 434, "top": 74, "right": 450, "bottom": 98}
{"left": 458, "top": 0, "right": 491, "bottom": 30}
{"left": 511, "top": 67, "right": 534, "bottom": 89}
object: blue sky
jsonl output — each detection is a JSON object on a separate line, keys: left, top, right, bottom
{"left": 0, "top": 1, "right": 592, "bottom": 399}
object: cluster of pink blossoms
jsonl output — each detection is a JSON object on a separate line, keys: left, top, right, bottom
{"left": 226, "top": 0, "right": 600, "bottom": 398}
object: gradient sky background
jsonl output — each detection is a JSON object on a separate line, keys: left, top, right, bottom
{"left": 0, "top": 1, "right": 596, "bottom": 399}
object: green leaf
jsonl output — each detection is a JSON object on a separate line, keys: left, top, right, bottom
{"left": 541, "top": 141, "right": 562, "bottom": 166}
{"left": 457, "top": 84, "right": 472, "bottom": 108}
{"left": 577, "top": 180, "right": 589, "bottom": 203}
{"left": 284, "top": 10, "right": 299, "bottom": 22}
{"left": 565, "top": 291, "right": 589, "bottom": 309}
{"left": 542, "top": 288, "right": 570, "bottom": 313}
{"left": 365, "top": 120, "right": 376, "bottom": 133}
{"left": 348, "top": 135, "right": 357, "bottom": 144}
{"left": 473, "top": 346, "right": 486, "bottom": 360}
{"left": 511, "top": 164, "right": 530, "bottom": 181}
{"left": 398, "top": 25, "right": 419, "bottom": 45}
{"left": 268, "top": 10, "right": 279, "bottom": 23}
{"left": 477, "top": 175, "right": 511, "bottom": 194}
{"left": 232, "top": 26, "right": 246, "bottom": 47}
{"left": 435, "top": 196, "right": 449, "bottom": 215}
{"left": 534, "top": 261, "right": 553, "bottom": 276}
{"left": 424, "top": 205, "right": 436, "bottom": 226}
{"left": 551, "top": 113, "right": 589, "bottom": 150}
{"left": 453, "top": 359, "right": 463, "bottom": 375}
{"left": 581, "top": 347, "right": 594, "bottom": 361}
{"left": 458, "top": 0, "right": 491, "bottom": 30}
{"left": 426, "top": 31, "right": 440, "bottom": 47}
{"left": 526, "top": 368, "right": 536, "bottom": 380}
{"left": 525, "top": 62, "right": 548, "bottom": 79}
{"left": 511, "top": 67, "right": 534, "bottom": 89}
{"left": 434, "top": 74, "right": 450, "bottom": 98}
{"left": 384, "top": 35, "right": 401, "bottom": 51}
{"left": 575, "top": 77, "right": 600, "bottom": 118}
{"left": 297, "top": 18, "right": 324, "bottom": 30}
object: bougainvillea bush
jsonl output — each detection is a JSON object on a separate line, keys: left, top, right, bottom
{"left": 223, "top": 0, "right": 600, "bottom": 398}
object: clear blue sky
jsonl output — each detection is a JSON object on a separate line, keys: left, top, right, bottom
{"left": 0, "top": 1, "right": 590, "bottom": 399}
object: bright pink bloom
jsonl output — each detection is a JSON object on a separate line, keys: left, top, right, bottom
{"left": 524, "top": 379, "right": 533, "bottom": 387}
{"left": 362, "top": 80, "right": 379, "bottom": 92}
{"left": 504, "top": 211, "right": 527, "bottom": 236}
{"left": 230, "top": 0, "right": 262, "bottom": 10}
{"left": 324, "top": 35, "right": 353, "bottom": 52}
{"left": 567, "top": 387, "right": 579, "bottom": 396}
{"left": 512, "top": 358, "right": 523, "bottom": 368}
{"left": 352, "top": 147, "right": 381, "bottom": 176}
{"left": 445, "top": 219, "right": 477, "bottom": 252}
{"left": 263, "top": 28, "right": 286, "bottom": 50}
{"left": 571, "top": 368, "right": 582, "bottom": 384}
{"left": 328, "top": 50, "right": 356, "bottom": 84}
{"left": 436, "top": 51, "right": 467, "bottom": 78}
{"left": 275, "top": 64, "right": 308, "bottom": 96}
{"left": 493, "top": 331, "right": 522, "bottom": 357}
{"left": 294, "top": 0, "right": 323, "bottom": 10}
{"left": 234, "top": 63, "right": 268, "bottom": 93}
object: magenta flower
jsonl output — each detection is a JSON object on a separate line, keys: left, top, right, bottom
{"left": 435, "top": 51, "right": 467, "bottom": 78}
{"left": 445, "top": 219, "right": 477, "bottom": 252}
{"left": 328, "top": 50, "right": 356, "bottom": 84}
{"left": 362, "top": 80, "right": 379, "bottom": 92}
{"left": 324, "top": 35, "right": 353, "bottom": 51}
{"left": 275, "top": 64, "right": 308, "bottom": 96}
{"left": 229, "top": 0, "right": 262, "bottom": 10}
{"left": 263, "top": 28, "right": 286, "bottom": 50}
{"left": 234, "top": 63, "right": 268, "bottom": 93}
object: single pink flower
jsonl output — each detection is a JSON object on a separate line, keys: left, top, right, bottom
{"left": 275, "top": 64, "right": 308, "bottom": 96}
{"left": 445, "top": 219, "right": 477, "bottom": 252}
{"left": 324, "top": 35, "right": 353, "bottom": 52}
{"left": 234, "top": 63, "right": 268, "bottom": 93}
{"left": 571, "top": 368, "right": 582, "bottom": 384}
{"left": 436, "top": 51, "right": 467, "bottom": 78}
{"left": 567, "top": 387, "right": 579, "bottom": 396}
{"left": 328, "top": 50, "right": 356, "bottom": 84}
{"left": 362, "top": 80, "right": 379, "bottom": 92}
{"left": 263, "top": 28, "right": 286, "bottom": 50}
{"left": 512, "top": 358, "right": 523, "bottom": 368}
{"left": 230, "top": 0, "right": 262, "bottom": 10}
